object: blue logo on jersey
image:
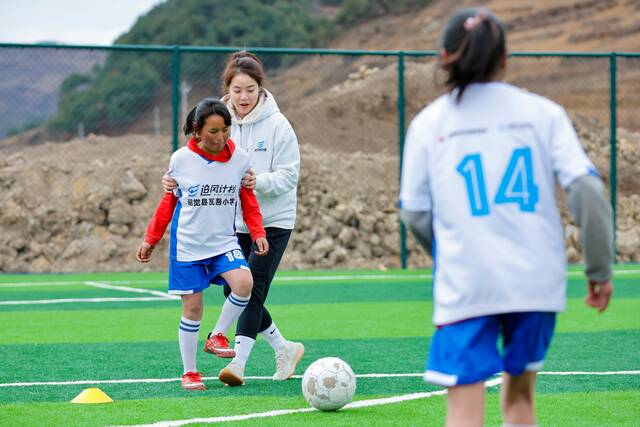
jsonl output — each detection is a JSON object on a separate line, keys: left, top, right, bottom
{"left": 188, "top": 185, "right": 200, "bottom": 197}
{"left": 254, "top": 140, "right": 267, "bottom": 152}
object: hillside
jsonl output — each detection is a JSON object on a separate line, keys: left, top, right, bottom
{"left": 0, "top": 0, "right": 639, "bottom": 273}
{"left": 350, "top": 0, "right": 640, "bottom": 51}
{"left": 0, "top": 110, "right": 638, "bottom": 273}
{"left": 0, "top": 48, "right": 105, "bottom": 138}
{"left": 270, "top": 0, "right": 640, "bottom": 125}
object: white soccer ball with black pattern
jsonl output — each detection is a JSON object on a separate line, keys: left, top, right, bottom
{"left": 301, "top": 357, "right": 356, "bottom": 411}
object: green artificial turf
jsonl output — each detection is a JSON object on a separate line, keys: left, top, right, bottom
{"left": 0, "top": 266, "right": 638, "bottom": 426}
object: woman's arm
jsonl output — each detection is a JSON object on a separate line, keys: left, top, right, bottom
{"left": 255, "top": 118, "right": 300, "bottom": 196}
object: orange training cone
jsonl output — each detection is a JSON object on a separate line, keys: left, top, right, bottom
{"left": 70, "top": 387, "right": 114, "bottom": 404}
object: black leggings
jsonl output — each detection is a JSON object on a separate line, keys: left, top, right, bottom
{"left": 224, "top": 227, "right": 292, "bottom": 339}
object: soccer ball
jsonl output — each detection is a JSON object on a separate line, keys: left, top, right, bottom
{"left": 301, "top": 357, "right": 356, "bottom": 411}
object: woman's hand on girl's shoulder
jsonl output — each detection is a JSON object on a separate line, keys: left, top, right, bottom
{"left": 241, "top": 169, "right": 256, "bottom": 190}
{"left": 162, "top": 174, "right": 178, "bottom": 192}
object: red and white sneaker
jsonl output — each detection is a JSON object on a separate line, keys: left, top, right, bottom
{"left": 203, "top": 332, "right": 236, "bottom": 358}
{"left": 181, "top": 371, "right": 206, "bottom": 390}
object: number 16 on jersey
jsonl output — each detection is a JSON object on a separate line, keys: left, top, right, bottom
{"left": 457, "top": 147, "right": 539, "bottom": 216}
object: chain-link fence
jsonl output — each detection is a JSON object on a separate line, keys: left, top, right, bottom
{"left": 0, "top": 43, "right": 637, "bottom": 273}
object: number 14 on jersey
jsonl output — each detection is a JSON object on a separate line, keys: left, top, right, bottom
{"left": 457, "top": 147, "right": 539, "bottom": 216}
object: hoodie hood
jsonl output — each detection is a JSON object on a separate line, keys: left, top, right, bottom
{"left": 222, "top": 88, "right": 280, "bottom": 126}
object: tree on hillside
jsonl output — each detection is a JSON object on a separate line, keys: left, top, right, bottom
{"left": 49, "top": 0, "right": 332, "bottom": 137}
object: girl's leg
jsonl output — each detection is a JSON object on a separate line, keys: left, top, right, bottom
{"left": 501, "top": 371, "right": 537, "bottom": 426}
{"left": 182, "top": 292, "right": 203, "bottom": 321}
{"left": 447, "top": 382, "right": 485, "bottom": 427}
{"left": 500, "top": 312, "right": 554, "bottom": 426}
{"left": 211, "top": 268, "right": 253, "bottom": 336}
{"left": 180, "top": 293, "right": 203, "bottom": 373}
{"left": 179, "top": 293, "right": 204, "bottom": 388}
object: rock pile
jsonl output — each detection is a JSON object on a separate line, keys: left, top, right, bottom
{"left": 0, "top": 113, "right": 637, "bottom": 273}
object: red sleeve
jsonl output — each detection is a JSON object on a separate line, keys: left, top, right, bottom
{"left": 239, "top": 187, "right": 266, "bottom": 241}
{"left": 145, "top": 192, "right": 178, "bottom": 246}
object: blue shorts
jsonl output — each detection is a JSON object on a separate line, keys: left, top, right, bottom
{"left": 168, "top": 249, "right": 249, "bottom": 295}
{"left": 424, "top": 312, "right": 556, "bottom": 387}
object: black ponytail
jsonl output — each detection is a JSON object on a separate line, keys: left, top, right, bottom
{"left": 183, "top": 106, "right": 198, "bottom": 135}
{"left": 440, "top": 8, "right": 506, "bottom": 103}
{"left": 182, "top": 98, "right": 232, "bottom": 136}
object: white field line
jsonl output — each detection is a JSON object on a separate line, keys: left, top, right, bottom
{"left": 84, "top": 281, "right": 179, "bottom": 300}
{"left": 113, "top": 378, "right": 505, "bottom": 427}
{"left": 0, "top": 297, "right": 174, "bottom": 306}
{"left": 566, "top": 269, "right": 640, "bottom": 277}
{"left": 118, "top": 407, "right": 317, "bottom": 427}
{"left": 1, "top": 268, "right": 639, "bottom": 288}
{"left": 0, "top": 373, "right": 423, "bottom": 388}
{"left": 540, "top": 370, "right": 640, "bottom": 375}
{"left": 0, "top": 281, "right": 178, "bottom": 305}
{"left": 273, "top": 274, "right": 431, "bottom": 282}
{"left": 2, "top": 370, "right": 638, "bottom": 388}
{"left": 0, "top": 280, "right": 167, "bottom": 288}
{"left": 0, "top": 274, "right": 430, "bottom": 288}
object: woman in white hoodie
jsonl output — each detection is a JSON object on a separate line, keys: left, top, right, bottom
{"left": 164, "top": 51, "right": 303, "bottom": 386}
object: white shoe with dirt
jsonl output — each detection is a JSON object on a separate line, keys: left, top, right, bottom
{"left": 218, "top": 360, "right": 245, "bottom": 386}
{"left": 273, "top": 341, "right": 305, "bottom": 381}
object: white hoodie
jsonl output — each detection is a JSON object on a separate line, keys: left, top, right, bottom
{"left": 224, "top": 89, "right": 300, "bottom": 233}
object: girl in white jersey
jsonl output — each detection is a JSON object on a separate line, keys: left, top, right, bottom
{"left": 399, "top": 8, "right": 613, "bottom": 427}
{"left": 163, "top": 52, "right": 303, "bottom": 387}
{"left": 136, "top": 98, "right": 268, "bottom": 390}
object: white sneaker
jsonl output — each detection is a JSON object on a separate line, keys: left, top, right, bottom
{"left": 218, "top": 360, "right": 245, "bottom": 387}
{"left": 273, "top": 341, "right": 304, "bottom": 381}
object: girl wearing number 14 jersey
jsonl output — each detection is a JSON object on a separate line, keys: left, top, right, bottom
{"left": 399, "top": 8, "right": 613, "bottom": 427}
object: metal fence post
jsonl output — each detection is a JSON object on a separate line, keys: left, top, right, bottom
{"left": 171, "top": 46, "right": 181, "bottom": 152}
{"left": 609, "top": 52, "right": 618, "bottom": 262}
{"left": 397, "top": 51, "right": 407, "bottom": 269}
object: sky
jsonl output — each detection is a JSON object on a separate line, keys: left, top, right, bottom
{"left": 0, "top": 0, "right": 164, "bottom": 45}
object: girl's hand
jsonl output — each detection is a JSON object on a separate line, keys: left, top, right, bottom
{"left": 585, "top": 280, "right": 613, "bottom": 313}
{"left": 136, "top": 241, "right": 155, "bottom": 263}
{"left": 241, "top": 169, "right": 256, "bottom": 190}
{"left": 162, "top": 174, "right": 178, "bottom": 192}
{"left": 253, "top": 237, "right": 269, "bottom": 256}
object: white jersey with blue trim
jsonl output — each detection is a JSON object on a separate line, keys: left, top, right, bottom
{"left": 400, "top": 82, "right": 596, "bottom": 325}
{"left": 167, "top": 146, "right": 250, "bottom": 262}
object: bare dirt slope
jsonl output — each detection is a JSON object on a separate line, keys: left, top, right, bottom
{"left": 271, "top": 0, "right": 640, "bottom": 107}
{"left": 497, "top": 0, "right": 640, "bottom": 51}
{"left": 268, "top": 0, "right": 640, "bottom": 161}
{"left": 333, "top": 0, "right": 640, "bottom": 52}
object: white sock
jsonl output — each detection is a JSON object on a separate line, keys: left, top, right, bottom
{"left": 212, "top": 292, "right": 251, "bottom": 335}
{"left": 232, "top": 335, "right": 256, "bottom": 368}
{"left": 178, "top": 317, "right": 200, "bottom": 374}
{"left": 260, "top": 322, "right": 288, "bottom": 350}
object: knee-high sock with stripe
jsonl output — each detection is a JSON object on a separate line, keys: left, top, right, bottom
{"left": 212, "top": 292, "right": 251, "bottom": 335}
{"left": 179, "top": 317, "right": 200, "bottom": 374}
